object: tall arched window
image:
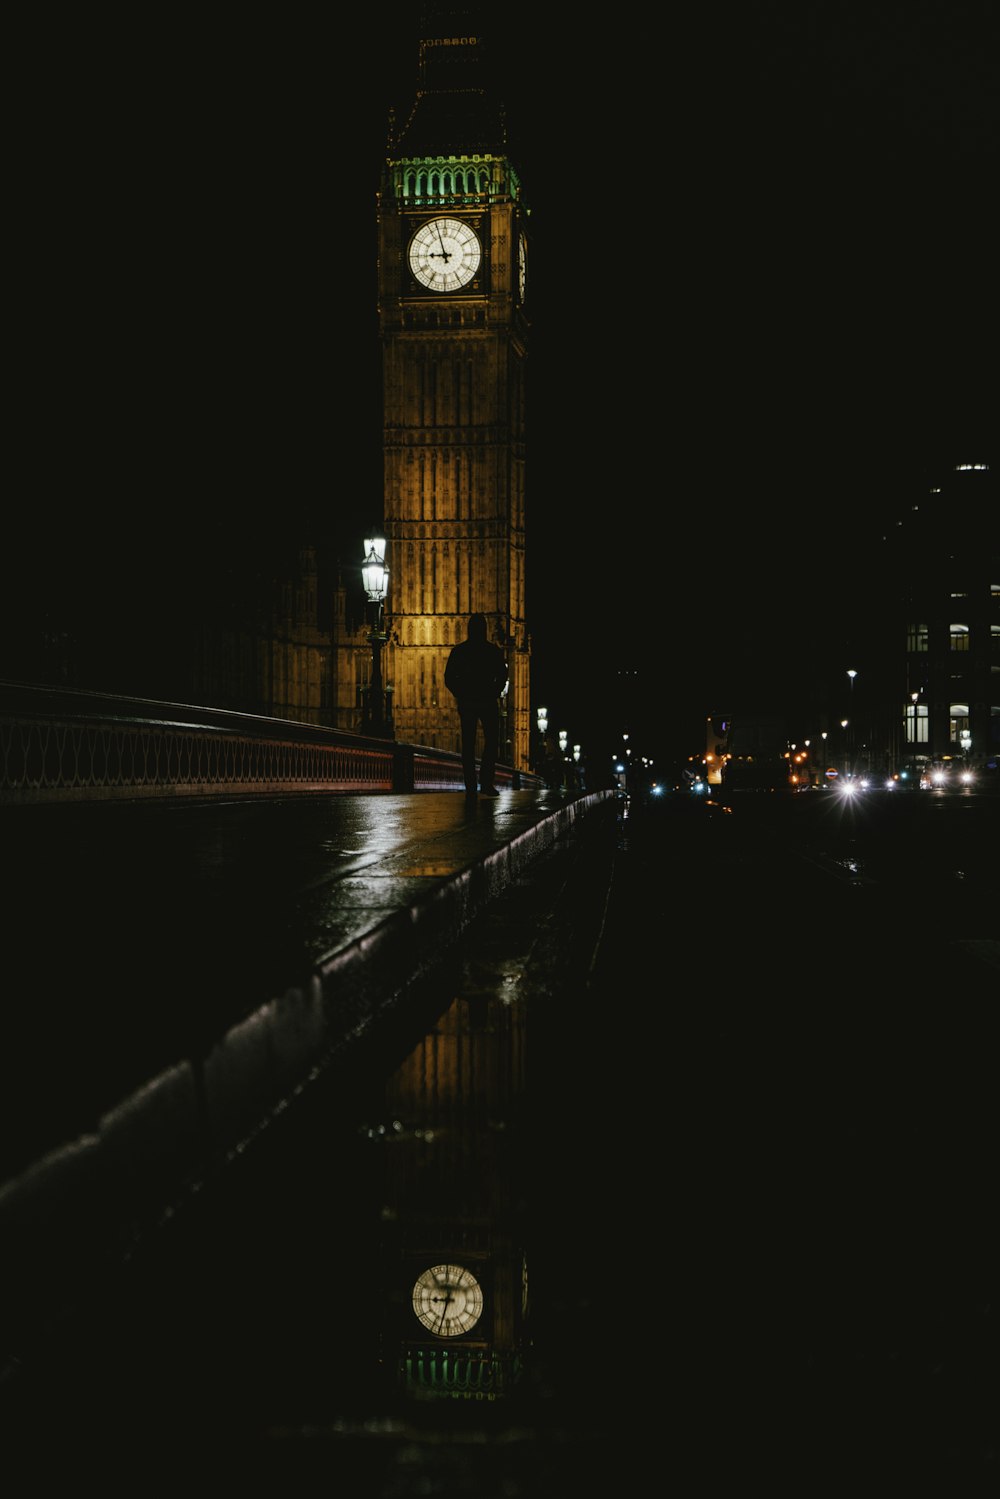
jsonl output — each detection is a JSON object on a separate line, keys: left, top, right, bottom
{"left": 906, "top": 700, "right": 929, "bottom": 744}
{"left": 950, "top": 702, "right": 971, "bottom": 749}
{"left": 950, "top": 623, "right": 970, "bottom": 651}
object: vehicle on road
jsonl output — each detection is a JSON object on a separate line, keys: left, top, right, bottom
{"left": 921, "top": 757, "right": 976, "bottom": 792}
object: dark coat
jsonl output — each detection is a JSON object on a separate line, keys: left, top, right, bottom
{"left": 445, "top": 633, "right": 509, "bottom": 706}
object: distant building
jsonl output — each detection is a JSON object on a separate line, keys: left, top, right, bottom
{"left": 885, "top": 462, "right": 998, "bottom": 772}
{"left": 189, "top": 544, "right": 372, "bottom": 731}
{"left": 191, "top": 545, "right": 328, "bottom": 726}
{"left": 703, "top": 462, "right": 998, "bottom": 786}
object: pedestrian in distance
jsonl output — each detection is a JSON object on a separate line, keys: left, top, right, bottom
{"left": 444, "top": 613, "right": 509, "bottom": 796}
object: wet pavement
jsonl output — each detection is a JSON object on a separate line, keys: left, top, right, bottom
{"left": 2, "top": 786, "right": 998, "bottom": 1491}
{"left": 0, "top": 787, "right": 604, "bottom": 1190}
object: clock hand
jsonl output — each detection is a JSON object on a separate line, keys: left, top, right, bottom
{"left": 436, "top": 1291, "right": 454, "bottom": 1332}
{"left": 432, "top": 222, "right": 452, "bottom": 261}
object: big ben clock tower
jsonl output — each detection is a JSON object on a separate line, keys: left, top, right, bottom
{"left": 377, "top": 10, "right": 530, "bottom": 770}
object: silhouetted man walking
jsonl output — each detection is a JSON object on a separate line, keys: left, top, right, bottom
{"left": 444, "top": 613, "right": 509, "bottom": 796}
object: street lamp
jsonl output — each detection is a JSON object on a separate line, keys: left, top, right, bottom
{"left": 556, "top": 730, "right": 569, "bottom": 789}
{"left": 535, "top": 706, "right": 549, "bottom": 778}
{"left": 846, "top": 671, "right": 858, "bottom": 772}
{"left": 361, "top": 535, "right": 393, "bottom": 739}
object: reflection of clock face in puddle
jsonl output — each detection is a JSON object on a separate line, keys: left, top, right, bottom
{"left": 412, "top": 1264, "right": 484, "bottom": 1337}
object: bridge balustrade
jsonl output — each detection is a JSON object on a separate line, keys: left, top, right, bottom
{"left": 0, "top": 682, "right": 539, "bottom": 805}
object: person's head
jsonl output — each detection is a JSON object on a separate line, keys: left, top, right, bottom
{"left": 467, "top": 613, "right": 488, "bottom": 642}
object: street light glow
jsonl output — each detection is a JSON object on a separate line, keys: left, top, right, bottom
{"left": 362, "top": 537, "right": 389, "bottom": 601}
{"left": 360, "top": 536, "right": 392, "bottom": 738}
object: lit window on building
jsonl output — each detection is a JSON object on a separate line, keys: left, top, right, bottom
{"left": 950, "top": 623, "right": 970, "bottom": 652}
{"left": 906, "top": 702, "right": 929, "bottom": 744}
{"left": 950, "top": 703, "right": 970, "bottom": 747}
{"left": 907, "top": 622, "right": 929, "bottom": 652}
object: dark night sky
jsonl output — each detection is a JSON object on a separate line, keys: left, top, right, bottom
{"left": 7, "top": 5, "right": 997, "bottom": 765}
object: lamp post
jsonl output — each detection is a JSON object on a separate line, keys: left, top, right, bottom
{"left": 535, "top": 706, "right": 548, "bottom": 778}
{"left": 361, "top": 535, "right": 393, "bottom": 739}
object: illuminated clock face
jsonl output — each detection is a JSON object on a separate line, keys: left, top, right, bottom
{"left": 408, "top": 217, "right": 481, "bottom": 292}
{"left": 518, "top": 233, "right": 526, "bottom": 301}
{"left": 412, "top": 1264, "right": 484, "bottom": 1337}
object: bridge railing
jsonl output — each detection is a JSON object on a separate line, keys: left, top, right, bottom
{"left": 0, "top": 681, "right": 542, "bottom": 805}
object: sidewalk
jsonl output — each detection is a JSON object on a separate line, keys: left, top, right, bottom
{"left": 1, "top": 788, "right": 615, "bottom": 1320}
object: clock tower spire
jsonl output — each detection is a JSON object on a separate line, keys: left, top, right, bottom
{"left": 377, "top": 12, "right": 530, "bottom": 769}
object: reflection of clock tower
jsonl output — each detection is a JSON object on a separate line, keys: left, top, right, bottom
{"left": 377, "top": 15, "right": 530, "bottom": 769}
{"left": 379, "top": 985, "right": 530, "bottom": 1402}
